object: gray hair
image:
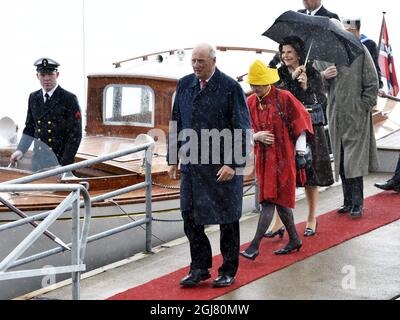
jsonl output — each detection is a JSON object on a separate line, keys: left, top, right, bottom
{"left": 209, "top": 46, "right": 217, "bottom": 58}
{"left": 193, "top": 43, "right": 217, "bottom": 58}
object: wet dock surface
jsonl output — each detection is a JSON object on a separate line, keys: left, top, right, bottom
{"left": 19, "top": 172, "right": 400, "bottom": 300}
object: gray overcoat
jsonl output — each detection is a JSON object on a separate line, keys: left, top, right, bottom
{"left": 315, "top": 47, "right": 379, "bottom": 181}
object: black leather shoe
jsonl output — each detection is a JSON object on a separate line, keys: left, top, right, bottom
{"left": 374, "top": 180, "right": 396, "bottom": 191}
{"left": 274, "top": 240, "right": 302, "bottom": 255}
{"left": 213, "top": 275, "right": 235, "bottom": 288}
{"left": 240, "top": 248, "right": 259, "bottom": 260}
{"left": 350, "top": 205, "right": 363, "bottom": 219}
{"left": 180, "top": 269, "right": 210, "bottom": 287}
{"left": 337, "top": 205, "right": 352, "bottom": 214}
{"left": 263, "top": 227, "right": 285, "bottom": 238}
{"left": 304, "top": 222, "right": 318, "bottom": 237}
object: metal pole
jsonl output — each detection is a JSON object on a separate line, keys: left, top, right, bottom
{"left": 71, "top": 191, "right": 81, "bottom": 300}
{"left": 0, "top": 192, "right": 77, "bottom": 272}
{"left": 3, "top": 141, "right": 154, "bottom": 186}
{"left": 144, "top": 148, "right": 153, "bottom": 253}
{"left": 0, "top": 196, "right": 70, "bottom": 251}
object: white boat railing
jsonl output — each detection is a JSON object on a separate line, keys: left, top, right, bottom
{"left": 1, "top": 134, "right": 154, "bottom": 250}
{"left": 0, "top": 184, "right": 91, "bottom": 300}
{"left": 0, "top": 134, "right": 154, "bottom": 299}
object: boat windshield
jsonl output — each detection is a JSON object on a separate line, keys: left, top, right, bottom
{"left": 103, "top": 84, "right": 155, "bottom": 128}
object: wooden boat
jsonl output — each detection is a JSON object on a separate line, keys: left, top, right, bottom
{"left": 0, "top": 46, "right": 398, "bottom": 299}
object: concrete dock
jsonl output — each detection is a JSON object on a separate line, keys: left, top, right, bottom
{"left": 20, "top": 172, "right": 400, "bottom": 300}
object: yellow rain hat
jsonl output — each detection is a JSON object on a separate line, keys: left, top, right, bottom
{"left": 247, "top": 60, "right": 280, "bottom": 85}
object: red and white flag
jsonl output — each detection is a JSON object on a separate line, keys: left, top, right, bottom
{"left": 378, "top": 14, "right": 399, "bottom": 96}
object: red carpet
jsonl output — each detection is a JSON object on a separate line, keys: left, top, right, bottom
{"left": 108, "top": 191, "right": 400, "bottom": 300}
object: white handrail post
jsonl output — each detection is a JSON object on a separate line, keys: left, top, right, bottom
{"left": 145, "top": 146, "right": 153, "bottom": 253}
{"left": 71, "top": 189, "right": 81, "bottom": 300}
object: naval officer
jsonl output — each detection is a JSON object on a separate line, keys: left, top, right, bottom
{"left": 10, "top": 58, "right": 82, "bottom": 171}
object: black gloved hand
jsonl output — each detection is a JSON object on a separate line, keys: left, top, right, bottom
{"left": 296, "top": 153, "right": 307, "bottom": 170}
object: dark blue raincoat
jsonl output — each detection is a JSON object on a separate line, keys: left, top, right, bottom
{"left": 168, "top": 68, "right": 251, "bottom": 225}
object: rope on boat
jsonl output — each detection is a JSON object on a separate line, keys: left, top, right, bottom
{"left": 152, "top": 182, "right": 180, "bottom": 190}
{"left": 108, "top": 199, "right": 183, "bottom": 223}
{"left": 243, "top": 182, "right": 256, "bottom": 196}
{"left": 152, "top": 217, "right": 183, "bottom": 222}
{"left": 107, "top": 199, "right": 173, "bottom": 242}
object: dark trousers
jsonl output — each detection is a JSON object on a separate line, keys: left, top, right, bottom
{"left": 340, "top": 145, "right": 364, "bottom": 206}
{"left": 393, "top": 154, "right": 400, "bottom": 183}
{"left": 182, "top": 211, "right": 240, "bottom": 277}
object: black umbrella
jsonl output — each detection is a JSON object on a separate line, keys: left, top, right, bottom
{"left": 262, "top": 10, "right": 364, "bottom": 66}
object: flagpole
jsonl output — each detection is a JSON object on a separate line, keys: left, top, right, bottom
{"left": 377, "top": 12, "right": 386, "bottom": 55}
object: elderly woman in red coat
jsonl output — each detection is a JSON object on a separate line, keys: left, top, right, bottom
{"left": 240, "top": 60, "right": 313, "bottom": 260}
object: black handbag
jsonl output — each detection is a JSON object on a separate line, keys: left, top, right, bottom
{"left": 305, "top": 94, "right": 326, "bottom": 126}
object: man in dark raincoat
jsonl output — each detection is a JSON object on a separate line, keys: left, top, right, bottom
{"left": 167, "top": 43, "right": 251, "bottom": 288}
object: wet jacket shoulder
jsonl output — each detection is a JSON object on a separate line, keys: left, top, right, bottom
{"left": 362, "top": 38, "right": 383, "bottom": 88}
{"left": 298, "top": 6, "right": 340, "bottom": 20}
{"left": 168, "top": 68, "right": 250, "bottom": 168}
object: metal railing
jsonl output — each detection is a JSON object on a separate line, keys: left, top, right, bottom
{"left": 0, "top": 134, "right": 154, "bottom": 299}
{"left": 0, "top": 184, "right": 91, "bottom": 300}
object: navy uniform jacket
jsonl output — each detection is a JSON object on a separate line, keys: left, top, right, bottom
{"left": 168, "top": 68, "right": 251, "bottom": 225}
{"left": 18, "top": 86, "right": 82, "bottom": 171}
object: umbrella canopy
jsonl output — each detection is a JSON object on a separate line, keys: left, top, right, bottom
{"left": 262, "top": 10, "right": 364, "bottom": 66}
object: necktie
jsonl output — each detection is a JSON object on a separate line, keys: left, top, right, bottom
{"left": 200, "top": 80, "right": 207, "bottom": 90}
{"left": 307, "top": 11, "right": 312, "bottom": 15}
{"left": 44, "top": 93, "right": 50, "bottom": 104}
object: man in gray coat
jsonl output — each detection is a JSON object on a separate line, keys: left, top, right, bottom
{"left": 316, "top": 20, "right": 379, "bottom": 218}
{"left": 168, "top": 43, "right": 251, "bottom": 287}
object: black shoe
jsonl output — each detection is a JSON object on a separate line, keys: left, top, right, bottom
{"left": 337, "top": 205, "right": 352, "bottom": 214}
{"left": 374, "top": 180, "right": 396, "bottom": 191}
{"left": 350, "top": 205, "right": 363, "bottom": 219}
{"left": 179, "top": 269, "right": 210, "bottom": 287}
{"left": 274, "top": 240, "right": 302, "bottom": 255}
{"left": 263, "top": 227, "right": 285, "bottom": 238}
{"left": 213, "top": 274, "right": 235, "bottom": 288}
{"left": 240, "top": 247, "right": 259, "bottom": 260}
{"left": 304, "top": 222, "right": 318, "bottom": 237}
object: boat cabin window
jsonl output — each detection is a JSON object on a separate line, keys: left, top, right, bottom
{"left": 103, "top": 84, "right": 155, "bottom": 127}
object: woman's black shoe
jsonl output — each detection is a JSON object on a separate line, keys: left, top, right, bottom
{"left": 274, "top": 241, "right": 302, "bottom": 255}
{"left": 240, "top": 248, "right": 259, "bottom": 260}
{"left": 304, "top": 222, "right": 318, "bottom": 237}
{"left": 263, "top": 227, "right": 285, "bottom": 238}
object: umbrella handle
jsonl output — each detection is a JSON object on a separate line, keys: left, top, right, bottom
{"left": 304, "top": 39, "right": 314, "bottom": 66}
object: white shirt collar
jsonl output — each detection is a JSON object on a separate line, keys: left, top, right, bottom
{"left": 308, "top": 4, "right": 323, "bottom": 15}
{"left": 199, "top": 68, "right": 216, "bottom": 84}
{"left": 42, "top": 84, "right": 58, "bottom": 101}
